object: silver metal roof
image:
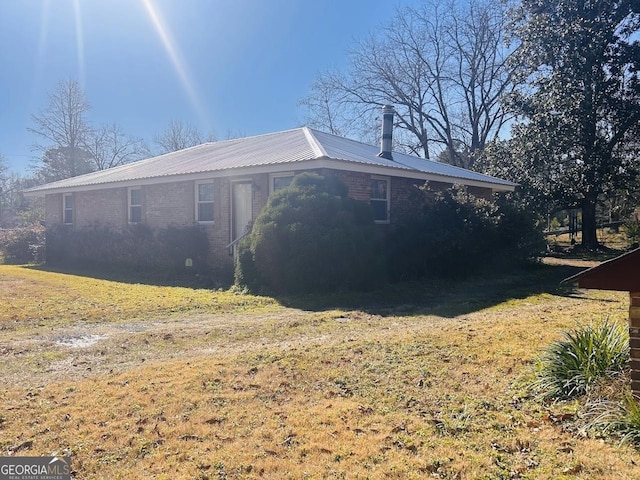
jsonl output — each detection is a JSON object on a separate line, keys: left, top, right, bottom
{"left": 25, "top": 127, "right": 517, "bottom": 195}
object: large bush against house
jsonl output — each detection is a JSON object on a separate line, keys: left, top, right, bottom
{"left": 46, "top": 224, "right": 210, "bottom": 273}
{"left": 235, "top": 173, "right": 385, "bottom": 294}
{"left": 0, "top": 224, "right": 45, "bottom": 264}
{"left": 386, "top": 186, "right": 545, "bottom": 281}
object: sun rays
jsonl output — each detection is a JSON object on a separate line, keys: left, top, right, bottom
{"left": 140, "top": 0, "right": 210, "bottom": 127}
{"left": 72, "top": 0, "right": 85, "bottom": 86}
{"left": 36, "top": 0, "right": 209, "bottom": 128}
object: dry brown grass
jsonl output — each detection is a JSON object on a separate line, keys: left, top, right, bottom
{"left": 1, "top": 263, "right": 638, "bottom": 479}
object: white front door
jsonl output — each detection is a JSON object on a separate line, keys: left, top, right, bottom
{"left": 231, "top": 181, "right": 253, "bottom": 247}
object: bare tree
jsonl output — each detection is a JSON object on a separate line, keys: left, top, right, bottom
{"left": 299, "top": 70, "right": 372, "bottom": 138}
{"left": 85, "top": 123, "right": 149, "bottom": 170}
{"left": 153, "top": 119, "right": 216, "bottom": 154}
{"left": 300, "top": 0, "right": 514, "bottom": 168}
{"left": 0, "top": 154, "right": 10, "bottom": 226}
{"left": 28, "top": 79, "right": 95, "bottom": 182}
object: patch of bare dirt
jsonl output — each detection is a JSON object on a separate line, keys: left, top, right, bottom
{"left": 1, "top": 309, "right": 398, "bottom": 389}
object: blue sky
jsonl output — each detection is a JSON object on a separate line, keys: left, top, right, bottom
{"left": 0, "top": 0, "right": 419, "bottom": 173}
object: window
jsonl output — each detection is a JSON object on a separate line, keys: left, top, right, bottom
{"left": 370, "top": 177, "right": 390, "bottom": 223}
{"left": 63, "top": 193, "right": 73, "bottom": 225}
{"left": 196, "top": 181, "right": 215, "bottom": 223}
{"left": 269, "top": 173, "right": 294, "bottom": 194}
{"left": 129, "top": 188, "right": 142, "bottom": 224}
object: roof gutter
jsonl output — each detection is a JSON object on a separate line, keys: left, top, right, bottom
{"left": 24, "top": 156, "right": 516, "bottom": 197}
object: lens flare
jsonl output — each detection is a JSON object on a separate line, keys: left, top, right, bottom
{"left": 73, "top": 0, "right": 85, "bottom": 86}
{"left": 140, "top": 0, "right": 209, "bottom": 127}
{"left": 34, "top": 0, "right": 51, "bottom": 92}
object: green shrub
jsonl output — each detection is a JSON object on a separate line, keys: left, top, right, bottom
{"left": 46, "top": 224, "right": 210, "bottom": 274}
{"left": 0, "top": 224, "right": 46, "bottom": 264}
{"left": 587, "top": 393, "right": 640, "bottom": 446}
{"left": 386, "top": 186, "right": 545, "bottom": 281}
{"left": 235, "top": 173, "right": 385, "bottom": 294}
{"left": 531, "top": 321, "right": 629, "bottom": 400}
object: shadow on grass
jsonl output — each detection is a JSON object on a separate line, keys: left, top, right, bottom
{"left": 26, "top": 263, "right": 232, "bottom": 290}
{"left": 275, "top": 262, "right": 591, "bottom": 318}
{"left": 26, "top": 260, "right": 596, "bottom": 319}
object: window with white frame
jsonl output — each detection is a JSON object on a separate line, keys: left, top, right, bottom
{"left": 196, "top": 181, "right": 215, "bottom": 223}
{"left": 128, "top": 188, "right": 142, "bottom": 224}
{"left": 63, "top": 193, "right": 73, "bottom": 225}
{"left": 269, "top": 173, "right": 294, "bottom": 194}
{"left": 370, "top": 177, "right": 390, "bottom": 223}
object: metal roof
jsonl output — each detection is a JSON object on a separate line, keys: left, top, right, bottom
{"left": 25, "top": 127, "right": 517, "bottom": 195}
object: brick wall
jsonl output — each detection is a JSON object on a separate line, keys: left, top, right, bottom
{"left": 329, "top": 170, "right": 371, "bottom": 202}
{"left": 75, "top": 188, "right": 127, "bottom": 228}
{"left": 467, "top": 185, "right": 494, "bottom": 200}
{"left": 43, "top": 170, "right": 497, "bottom": 271}
{"left": 145, "top": 181, "right": 193, "bottom": 227}
{"left": 45, "top": 193, "right": 62, "bottom": 226}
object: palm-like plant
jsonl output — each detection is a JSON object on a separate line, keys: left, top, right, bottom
{"left": 532, "top": 321, "right": 629, "bottom": 400}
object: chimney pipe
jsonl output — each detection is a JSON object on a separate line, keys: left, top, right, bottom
{"left": 377, "top": 104, "right": 394, "bottom": 160}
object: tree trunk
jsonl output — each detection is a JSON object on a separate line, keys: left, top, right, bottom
{"left": 581, "top": 196, "right": 599, "bottom": 250}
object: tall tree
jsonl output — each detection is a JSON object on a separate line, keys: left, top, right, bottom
{"left": 300, "top": 0, "right": 514, "bottom": 167}
{"left": 85, "top": 123, "right": 149, "bottom": 170}
{"left": 0, "top": 156, "right": 42, "bottom": 227}
{"left": 504, "top": 0, "right": 640, "bottom": 249}
{"left": 29, "top": 79, "right": 94, "bottom": 182}
{"left": 0, "top": 154, "right": 10, "bottom": 226}
{"left": 153, "top": 119, "right": 215, "bottom": 154}
{"left": 36, "top": 146, "right": 94, "bottom": 183}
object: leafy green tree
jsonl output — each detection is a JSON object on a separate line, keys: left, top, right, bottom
{"left": 37, "top": 146, "right": 94, "bottom": 183}
{"left": 0, "top": 156, "right": 43, "bottom": 227}
{"left": 502, "top": 0, "right": 640, "bottom": 249}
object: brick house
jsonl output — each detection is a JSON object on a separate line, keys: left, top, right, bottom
{"left": 25, "top": 108, "right": 516, "bottom": 269}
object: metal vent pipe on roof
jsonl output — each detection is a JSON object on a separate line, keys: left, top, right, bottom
{"left": 377, "top": 105, "right": 394, "bottom": 160}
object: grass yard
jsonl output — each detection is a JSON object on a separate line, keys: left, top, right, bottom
{"left": 1, "top": 262, "right": 639, "bottom": 479}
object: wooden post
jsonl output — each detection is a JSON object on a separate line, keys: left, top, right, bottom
{"left": 630, "top": 292, "right": 640, "bottom": 395}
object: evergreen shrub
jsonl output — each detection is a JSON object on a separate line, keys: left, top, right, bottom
{"left": 0, "top": 224, "right": 46, "bottom": 264}
{"left": 386, "top": 185, "right": 545, "bottom": 281}
{"left": 235, "top": 173, "right": 385, "bottom": 294}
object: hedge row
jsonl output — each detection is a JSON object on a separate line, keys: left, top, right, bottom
{"left": 46, "top": 223, "right": 211, "bottom": 274}
{"left": 235, "top": 174, "right": 545, "bottom": 294}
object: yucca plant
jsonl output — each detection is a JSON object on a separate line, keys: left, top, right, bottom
{"left": 532, "top": 320, "right": 629, "bottom": 400}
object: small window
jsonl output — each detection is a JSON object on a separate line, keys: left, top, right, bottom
{"left": 371, "top": 177, "right": 390, "bottom": 223}
{"left": 196, "top": 181, "right": 215, "bottom": 223}
{"left": 270, "top": 173, "right": 294, "bottom": 194}
{"left": 63, "top": 193, "right": 73, "bottom": 225}
{"left": 129, "top": 188, "right": 142, "bottom": 224}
